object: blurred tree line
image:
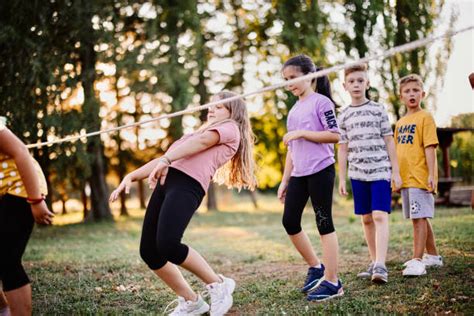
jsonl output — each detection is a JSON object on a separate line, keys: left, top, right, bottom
{"left": 0, "top": 0, "right": 459, "bottom": 221}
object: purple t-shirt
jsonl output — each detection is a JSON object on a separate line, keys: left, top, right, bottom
{"left": 287, "top": 92, "right": 339, "bottom": 177}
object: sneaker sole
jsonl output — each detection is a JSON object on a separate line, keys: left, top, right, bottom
{"left": 193, "top": 303, "right": 210, "bottom": 315}
{"left": 308, "top": 289, "right": 344, "bottom": 303}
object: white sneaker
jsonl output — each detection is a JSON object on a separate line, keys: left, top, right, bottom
{"left": 205, "top": 274, "right": 236, "bottom": 316}
{"left": 422, "top": 254, "right": 443, "bottom": 267}
{"left": 164, "top": 295, "right": 209, "bottom": 316}
{"left": 402, "top": 259, "right": 427, "bottom": 276}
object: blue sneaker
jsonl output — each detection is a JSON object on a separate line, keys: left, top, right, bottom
{"left": 301, "top": 265, "right": 325, "bottom": 293}
{"left": 307, "top": 279, "right": 344, "bottom": 302}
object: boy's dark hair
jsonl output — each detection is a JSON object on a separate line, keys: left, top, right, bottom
{"left": 398, "top": 74, "right": 424, "bottom": 94}
{"left": 344, "top": 63, "right": 368, "bottom": 78}
{"left": 283, "top": 54, "right": 337, "bottom": 107}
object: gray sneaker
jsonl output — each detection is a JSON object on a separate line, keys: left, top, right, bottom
{"left": 357, "top": 262, "right": 374, "bottom": 279}
{"left": 371, "top": 263, "right": 388, "bottom": 284}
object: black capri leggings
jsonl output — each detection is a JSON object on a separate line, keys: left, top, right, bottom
{"left": 0, "top": 194, "right": 34, "bottom": 292}
{"left": 282, "top": 164, "right": 336, "bottom": 236}
{"left": 140, "top": 168, "right": 205, "bottom": 270}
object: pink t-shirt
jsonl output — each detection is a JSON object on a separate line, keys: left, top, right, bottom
{"left": 168, "top": 121, "right": 240, "bottom": 192}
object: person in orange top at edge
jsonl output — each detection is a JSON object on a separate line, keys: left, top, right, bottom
{"left": 0, "top": 116, "right": 54, "bottom": 316}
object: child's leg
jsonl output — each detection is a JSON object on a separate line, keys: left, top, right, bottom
{"left": 361, "top": 214, "right": 376, "bottom": 262}
{"left": 372, "top": 211, "right": 389, "bottom": 265}
{"left": 0, "top": 195, "right": 34, "bottom": 316}
{"left": 412, "top": 218, "right": 428, "bottom": 259}
{"left": 351, "top": 179, "right": 376, "bottom": 262}
{"left": 180, "top": 247, "right": 220, "bottom": 284}
{"left": 288, "top": 231, "right": 320, "bottom": 267}
{"left": 308, "top": 165, "right": 339, "bottom": 283}
{"left": 4, "top": 285, "right": 31, "bottom": 316}
{"left": 283, "top": 176, "right": 320, "bottom": 267}
{"left": 425, "top": 219, "right": 439, "bottom": 256}
{"left": 320, "top": 232, "right": 339, "bottom": 283}
{"left": 153, "top": 263, "right": 198, "bottom": 301}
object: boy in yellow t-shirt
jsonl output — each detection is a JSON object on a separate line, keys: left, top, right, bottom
{"left": 394, "top": 74, "right": 443, "bottom": 277}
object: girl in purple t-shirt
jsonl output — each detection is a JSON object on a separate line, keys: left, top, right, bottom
{"left": 110, "top": 91, "right": 257, "bottom": 315}
{"left": 278, "top": 54, "right": 343, "bottom": 302}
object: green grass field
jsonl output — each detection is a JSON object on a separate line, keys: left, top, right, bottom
{"left": 24, "top": 196, "right": 473, "bottom": 314}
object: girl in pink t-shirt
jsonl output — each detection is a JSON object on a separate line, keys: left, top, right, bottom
{"left": 110, "top": 91, "right": 256, "bottom": 315}
{"left": 278, "top": 54, "right": 343, "bottom": 302}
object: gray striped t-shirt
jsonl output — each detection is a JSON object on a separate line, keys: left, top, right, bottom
{"left": 338, "top": 100, "right": 393, "bottom": 181}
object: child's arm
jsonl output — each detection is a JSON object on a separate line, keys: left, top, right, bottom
{"left": 0, "top": 128, "right": 54, "bottom": 224}
{"left": 337, "top": 143, "right": 349, "bottom": 195}
{"left": 283, "top": 130, "right": 339, "bottom": 145}
{"left": 424, "top": 145, "right": 437, "bottom": 192}
{"left": 111, "top": 130, "right": 220, "bottom": 201}
{"left": 383, "top": 136, "right": 402, "bottom": 190}
{"left": 278, "top": 151, "right": 293, "bottom": 203}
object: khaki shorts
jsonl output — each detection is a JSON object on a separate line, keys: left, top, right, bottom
{"left": 401, "top": 188, "right": 435, "bottom": 219}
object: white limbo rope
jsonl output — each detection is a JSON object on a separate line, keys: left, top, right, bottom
{"left": 26, "top": 25, "right": 474, "bottom": 149}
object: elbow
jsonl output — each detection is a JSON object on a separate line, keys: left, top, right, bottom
{"left": 197, "top": 134, "right": 216, "bottom": 149}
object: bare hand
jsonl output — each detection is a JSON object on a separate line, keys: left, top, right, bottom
{"left": 148, "top": 161, "right": 169, "bottom": 189}
{"left": 109, "top": 175, "right": 132, "bottom": 202}
{"left": 391, "top": 171, "right": 402, "bottom": 192}
{"left": 283, "top": 130, "right": 303, "bottom": 146}
{"left": 427, "top": 175, "right": 435, "bottom": 192}
{"left": 31, "top": 201, "right": 54, "bottom": 225}
{"left": 277, "top": 181, "right": 288, "bottom": 204}
{"left": 338, "top": 180, "right": 348, "bottom": 196}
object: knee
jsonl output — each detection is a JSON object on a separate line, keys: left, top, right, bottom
{"left": 372, "top": 212, "right": 388, "bottom": 224}
{"left": 361, "top": 214, "right": 374, "bottom": 226}
{"left": 282, "top": 215, "right": 301, "bottom": 235}
{"left": 412, "top": 218, "right": 427, "bottom": 226}
{"left": 139, "top": 241, "right": 166, "bottom": 270}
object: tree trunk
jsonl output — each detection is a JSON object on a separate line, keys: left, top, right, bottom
{"left": 82, "top": 185, "right": 89, "bottom": 220}
{"left": 61, "top": 198, "right": 67, "bottom": 214}
{"left": 138, "top": 180, "right": 146, "bottom": 209}
{"left": 79, "top": 0, "right": 112, "bottom": 221}
{"left": 207, "top": 183, "right": 218, "bottom": 211}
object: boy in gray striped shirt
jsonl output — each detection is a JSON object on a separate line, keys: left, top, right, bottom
{"left": 337, "top": 64, "right": 402, "bottom": 284}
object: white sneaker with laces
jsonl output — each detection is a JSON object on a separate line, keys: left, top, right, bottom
{"left": 205, "top": 274, "right": 236, "bottom": 316}
{"left": 422, "top": 254, "right": 443, "bottom": 267}
{"left": 165, "top": 295, "right": 209, "bottom": 316}
{"left": 402, "top": 259, "right": 427, "bottom": 276}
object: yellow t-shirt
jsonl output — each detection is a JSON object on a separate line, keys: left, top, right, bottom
{"left": 0, "top": 121, "right": 48, "bottom": 198}
{"left": 394, "top": 110, "right": 438, "bottom": 191}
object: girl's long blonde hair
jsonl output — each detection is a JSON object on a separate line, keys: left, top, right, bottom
{"left": 199, "top": 90, "right": 257, "bottom": 191}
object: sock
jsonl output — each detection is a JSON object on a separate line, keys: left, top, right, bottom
{"left": 312, "top": 264, "right": 322, "bottom": 269}
{"left": 327, "top": 280, "right": 339, "bottom": 287}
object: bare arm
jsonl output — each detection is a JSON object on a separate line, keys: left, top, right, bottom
{"left": 0, "top": 129, "right": 43, "bottom": 199}
{"left": 127, "top": 130, "right": 220, "bottom": 182}
{"left": 301, "top": 130, "right": 340, "bottom": 144}
{"left": 164, "top": 130, "right": 220, "bottom": 162}
{"left": 281, "top": 151, "right": 294, "bottom": 185}
{"left": 283, "top": 130, "right": 339, "bottom": 145}
{"left": 0, "top": 128, "right": 54, "bottom": 224}
{"left": 337, "top": 143, "right": 348, "bottom": 195}
{"left": 424, "top": 145, "right": 437, "bottom": 192}
{"left": 111, "top": 130, "right": 220, "bottom": 201}
{"left": 277, "top": 151, "right": 293, "bottom": 203}
{"left": 383, "top": 135, "right": 402, "bottom": 190}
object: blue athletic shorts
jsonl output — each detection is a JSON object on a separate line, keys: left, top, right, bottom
{"left": 350, "top": 179, "right": 392, "bottom": 215}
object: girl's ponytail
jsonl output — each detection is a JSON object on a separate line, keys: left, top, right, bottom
{"left": 315, "top": 66, "right": 338, "bottom": 108}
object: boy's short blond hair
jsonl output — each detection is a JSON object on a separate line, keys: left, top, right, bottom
{"left": 344, "top": 63, "right": 368, "bottom": 78}
{"left": 398, "top": 74, "right": 424, "bottom": 93}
